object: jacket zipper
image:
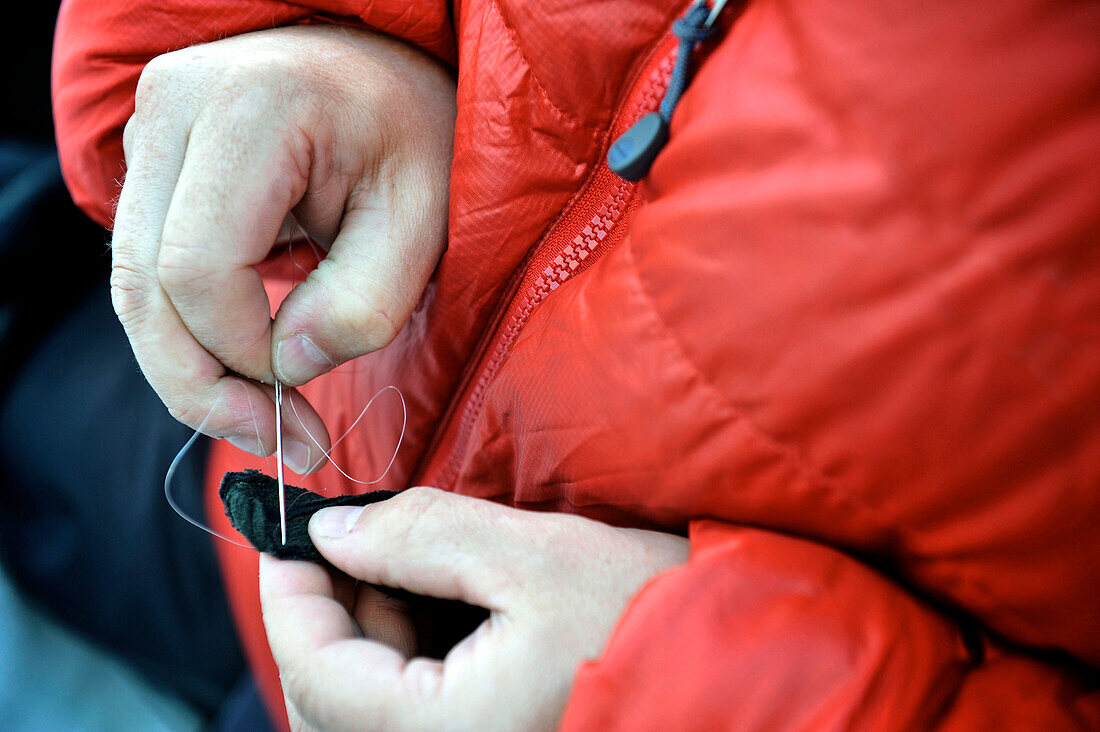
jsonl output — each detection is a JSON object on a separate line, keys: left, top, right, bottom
{"left": 432, "top": 32, "right": 681, "bottom": 489}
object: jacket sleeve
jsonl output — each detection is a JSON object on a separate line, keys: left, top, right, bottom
{"left": 51, "top": 0, "right": 456, "bottom": 228}
{"left": 561, "top": 521, "right": 1100, "bottom": 731}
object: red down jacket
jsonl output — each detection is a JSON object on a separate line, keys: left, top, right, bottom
{"left": 53, "top": 0, "right": 1100, "bottom": 729}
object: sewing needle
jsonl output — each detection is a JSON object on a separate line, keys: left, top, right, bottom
{"left": 274, "top": 380, "right": 287, "bottom": 546}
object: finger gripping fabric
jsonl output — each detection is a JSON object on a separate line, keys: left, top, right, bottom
{"left": 219, "top": 469, "right": 397, "bottom": 563}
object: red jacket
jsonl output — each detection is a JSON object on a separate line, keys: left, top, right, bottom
{"left": 53, "top": 0, "right": 1100, "bottom": 728}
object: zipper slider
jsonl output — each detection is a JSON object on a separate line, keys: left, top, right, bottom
{"left": 606, "top": 111, "right": 669, "bottom": 182}
{"left": 607, "top": 0, "right": 730, "bottom": 182}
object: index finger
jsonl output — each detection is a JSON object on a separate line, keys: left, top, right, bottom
{"left": 156, "top": 101, "right": 305, "bottom": 385}
{"left": 114, "top": 106, "right": 274, "bottom": 444}
{"left": 113, "top": 86, "right": 330, "bottom": 460}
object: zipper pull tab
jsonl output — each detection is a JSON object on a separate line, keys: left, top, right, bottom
{"left": 607, "top": 112, "right": 669, "bottom": 182}
{"left": 607, "top": 0, "right": 730, "bottom": 182}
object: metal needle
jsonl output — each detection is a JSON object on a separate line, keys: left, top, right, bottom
{"left": 275, "top": 380, "right": 287, "bottom": 546}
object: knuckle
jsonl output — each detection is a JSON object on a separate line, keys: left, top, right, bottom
{"left": 109, "top": 262, "right": 155, "bottom": 326}
{"left": 134, "top": 54, "right": 171, "bottom": 104}
{"left": 130, "top": 50, "right": 200, "bottom": 155}
{"left": 163, "top": 397, "right": 208, "bottom": 430}
{"left": 359, "top": 302, "right": 401, "bottom": 350}
{"left": 310, "top": 261, "right": 405, "bottom": 354}
{"left": 360, "top": 487, "right": 440, "bottom": 547}
{"left": 332, "top": 289, "right": 402, "bottom": 352}
{"left": 121, "top": 115, "right": 141, "bottom": 156}
{"left": 394, "top": 487, "right": 442, "bottom": 525}
{"left": 155, "top": 236, "right": 207, "bottom": 293}
{"left": 122, "top": 105, "right": 162, "bottom": 159}
{"left": 134, "top": 51, "right": 189, "bottom": 112}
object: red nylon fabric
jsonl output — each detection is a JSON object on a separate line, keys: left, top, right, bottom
{"left": 54, "top": 0, "right": 1100, "bottom": 728}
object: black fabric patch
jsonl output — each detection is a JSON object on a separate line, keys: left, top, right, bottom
{"left": 218, "top": 469, "right": 490, "bottom": 659}
{"left": 219, "top": 469, "right": 397, "bottom": 564}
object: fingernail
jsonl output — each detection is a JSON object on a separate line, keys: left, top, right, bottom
{"left": 275, "top": 334, "right": 334, "bottom": 385}
{"left": 311, "top": 506, "right": 365, "bottom": 539}
{"left": 283, "top": 440, "right": 312, "bottom": 474}
{"left": 227, "top": 435, "right": 263, "bottom": 456}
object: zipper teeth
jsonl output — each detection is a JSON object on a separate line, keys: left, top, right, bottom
{"left": 524, "top": 54, "right": 675, "bottom": 290}
{"left": 438, "top": 43, "right": 678, "bottom": 489}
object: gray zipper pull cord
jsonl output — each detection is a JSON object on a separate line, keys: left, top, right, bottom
{"left": 608, "top": 0, "right": 731, "bottom": 182}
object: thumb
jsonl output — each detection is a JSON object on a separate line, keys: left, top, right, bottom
{"left": 307, "top": 488, "right": 519, "bottom": 611}
{"left": 271, "top": 189, "right": 445, "bottom": 386}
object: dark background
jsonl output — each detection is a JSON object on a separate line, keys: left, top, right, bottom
{"left": 0, "top": 5, "right": 258, "bottom": 727}
{"left": 3, "top": 4, "right": 57, "bottom": 143}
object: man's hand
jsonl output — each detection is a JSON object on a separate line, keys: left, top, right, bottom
{"left": 112, "top": 25, "right": 455, "bottom": 470}
{"left": 260, "top": 489, "right": 690, "bottom": 731}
